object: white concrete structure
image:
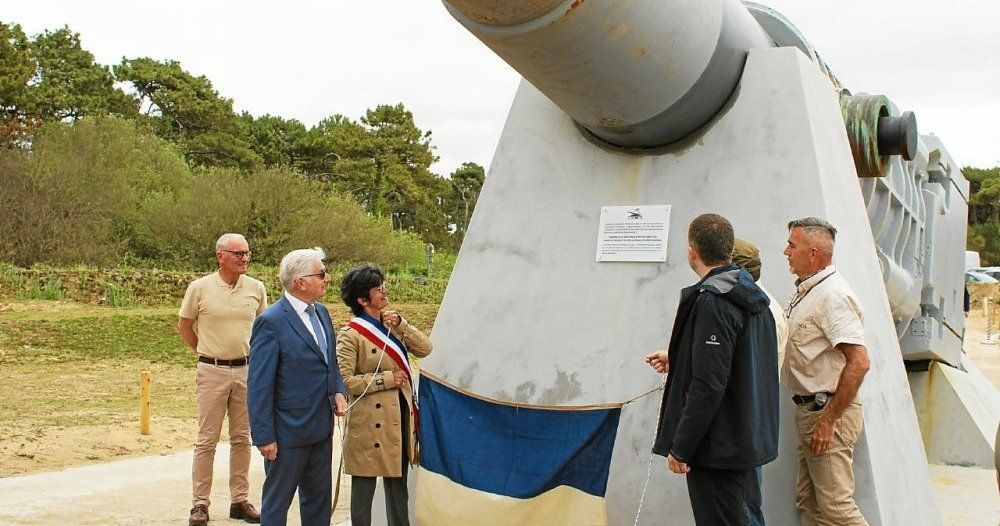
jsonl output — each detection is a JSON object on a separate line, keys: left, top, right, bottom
{"left": 909, "top": 354, "right": 1000, "bottom": 468}
{"left": 418, "top": 47, "right": 941, "bottom": 525}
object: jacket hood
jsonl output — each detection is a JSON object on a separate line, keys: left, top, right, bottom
{"left": 697, "top": 264, "right": 770, "bottom": 314}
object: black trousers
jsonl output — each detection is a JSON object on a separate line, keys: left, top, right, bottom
{"left": 686, "top": 465, "right": 764, "bottom": 526}
{"left": 350, "top": 458, "right": 409, "bottom": 526}
{"left": 350, "top": 394, "right": 410, "bottom": 526}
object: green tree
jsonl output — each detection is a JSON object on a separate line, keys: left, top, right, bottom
{"left": 966, "top": 166, "right": 1000, "bottom": 265}
{"left": 27, "top": 27, "right": 136, "bottom": 121}
{"left": 0, "top": 22, "right": 34, "bottom": 146}
{"left": 445, "top": 162, "right": 485, "bottom": 251}
{"left": 966, "top": 166, "right": 1000, "bottom": 224}
{"left": 299, "top": 104, "right": 450, "bottom": 250}
{"left": 239, "top": 112, "right": 308, "bottom": 167}
{"left": 298, "top": 104, "right": 452, "bottom": 247}
{"left": 298, "top": 114, "right": 370, "bottom": 192}
{"left": 361, "top": 104, "right": 438, "bottom": 217}
{"left": 114, "top": 57, "right": 261, "bottom": 169}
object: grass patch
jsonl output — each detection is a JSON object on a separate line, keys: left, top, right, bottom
{"left": 0, "top": 310, "right": 189, "bottom": 365}
{"left": 0, "top": 263, "right": 451, "bottom": 306}
{"left": 2, "top": 270, "right": 65, "bottom": 300}
{"left": 104, "top": 282, "right": 140, "bottom": 308}
{"left": 0, "top": 298, "right": 439, "bottom": 433}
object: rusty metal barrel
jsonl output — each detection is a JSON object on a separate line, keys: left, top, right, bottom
{"left": 443, "top": 0, "right": 773, "bottom": 148}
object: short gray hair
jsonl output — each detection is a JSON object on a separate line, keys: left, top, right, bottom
{"left": 215, "top": 233, "right": 247, "bottom": 252}
{"left": 788, "top": 217, "right": 836, "bottom": 253}
{"left": 279, "top": 247, "right": 327, "bottom": 292}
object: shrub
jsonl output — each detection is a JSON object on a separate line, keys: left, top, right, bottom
{"left": 0, "top": 116, "right": 190, "bottom": 267}
{"left": 0, "top": 118, "right": 426, "bottom": 270}
{"left": 131, "top": 166, "right": 426, "bottom": 270}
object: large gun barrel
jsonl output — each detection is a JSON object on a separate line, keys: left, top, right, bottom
{"left": 444, "top": 0, "right": 772, "bottom": 148}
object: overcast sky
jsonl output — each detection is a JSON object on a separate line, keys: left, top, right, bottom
{"left": 3, "top": 0, "right": 998, "bottom": 175}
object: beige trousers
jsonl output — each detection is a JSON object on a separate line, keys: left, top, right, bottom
{"left": 794, "top": 400, "right": 869, "bottom": 526}
{"left": 192, "top": 362, "right": 251, "bottom": 507}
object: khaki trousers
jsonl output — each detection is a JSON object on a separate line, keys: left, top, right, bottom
{"left": 794, "top": 400, "right": 868, "bottom": 526}
{"left": 192, "top": 362, "right": 251, "bottom": 507}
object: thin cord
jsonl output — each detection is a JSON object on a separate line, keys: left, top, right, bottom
{"left": 329, "top": 334, "right": 668, "bottom": 522}
{"left": 332, "top": 327, "right": 391, "bottom": 514}
{"left": 633, "top": 372, "right": 668, "bottom": 526}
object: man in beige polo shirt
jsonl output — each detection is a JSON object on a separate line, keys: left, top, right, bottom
{"left": 782, "top": 217, "right": 871, "bottom": 526}
{"left": 178, "top": 233, "right": 268, "bottom": 526}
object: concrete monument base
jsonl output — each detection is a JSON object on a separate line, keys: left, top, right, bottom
{"left": 909, "top": 354, "right": 1000, "bottom": 468}
{"left": 406, "top": 47, "right": 941, "bottom": 525}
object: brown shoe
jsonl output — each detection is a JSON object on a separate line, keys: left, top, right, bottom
{"left": 188, "top": 505, "right": 209, "bottom": 526}
{"left": 230, "top": 501, "right": 261, "bottom": 523}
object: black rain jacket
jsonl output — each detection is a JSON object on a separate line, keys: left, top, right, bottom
{"left": 652, "top": 264, "right": 780, "bottom": 470}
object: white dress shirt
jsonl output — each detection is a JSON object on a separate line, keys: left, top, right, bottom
{"left": 284, "top": 292, "right": 327, "bottom": 354}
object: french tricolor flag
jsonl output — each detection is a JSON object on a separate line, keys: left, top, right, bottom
{"left": 415, "top": 373, "right": 621, "bottom": 526}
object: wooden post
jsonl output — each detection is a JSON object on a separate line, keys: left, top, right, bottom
{"left": 984, "top": 298, "right": 997, "bottom": 345}
{"left": 140, "top": 370, "right": 151, "bottom": 435}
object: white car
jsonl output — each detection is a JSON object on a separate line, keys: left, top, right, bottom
{"left": 970, "top": 266, "right": 1000, "bottom": 281}
{"left": 966, "top": 270, "right": 999, "bottom": 284}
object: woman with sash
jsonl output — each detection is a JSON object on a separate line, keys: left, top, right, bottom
{"left": 336, "top": 265, "right": 433, "bottom": 526}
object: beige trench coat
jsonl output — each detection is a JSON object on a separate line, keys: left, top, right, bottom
{"left": 336, "top": 317, "right": 432, "bottom": 477}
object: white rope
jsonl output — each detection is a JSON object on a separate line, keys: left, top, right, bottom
{"left": 330, "top": 326, "right": 671, "bottom": 525}
{"left": 332, "top": 324, "right": 391, "bottom": 514}
{"left": 633, "top": 372, "right": 668, "bottom": 526}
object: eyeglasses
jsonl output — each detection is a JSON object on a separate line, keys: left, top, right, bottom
{"left": 372, "top": 284, "right": 387, "bottom": 294}
{"left": 222, "top": 250, "right": 251, "bottom": 259}
{"left": 300, "top": 269, "right": 329, "bottom": 279}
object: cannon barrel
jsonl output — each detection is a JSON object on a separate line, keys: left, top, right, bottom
{"left": 443, "top": 0, "right": 773, "bottom": 148}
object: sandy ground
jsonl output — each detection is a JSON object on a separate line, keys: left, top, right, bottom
{"left": 0, "top": 416, "right": 196, "bottom": 477}
{"left": 964, "top": 311, "right": 1000, "bottom": 390}
{"left": 930, "top": 464, "right": 1000, "bottom": 526}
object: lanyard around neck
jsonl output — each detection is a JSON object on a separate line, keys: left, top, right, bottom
{"left": 786, "top": 270, "right": 836, "bottom": 317}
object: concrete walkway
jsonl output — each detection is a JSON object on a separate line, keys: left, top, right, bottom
{"left": 0, "top": 444, "right": 352, "bottom": 526}
{"left": 0, "top": 444, "right": 995, "bottom": 525}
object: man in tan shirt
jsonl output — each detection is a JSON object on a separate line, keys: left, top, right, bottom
{"left": 178, "top": 233, "right": 268, "bottom": 526}
{"left": 782, "top": 217, "right": 871, "bottom": 526}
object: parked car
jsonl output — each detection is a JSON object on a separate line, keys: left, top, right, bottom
{"left": 966, "top": 270, "right": 999, "bottom": 284}
{"left": 970, "top": 266, "right": 1000, "bottom": 281}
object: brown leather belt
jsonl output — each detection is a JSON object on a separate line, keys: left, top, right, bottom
{"left": 198, "top": 356, "right": 248, "bottom": 367}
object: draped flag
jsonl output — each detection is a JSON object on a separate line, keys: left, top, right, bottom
{"left": 415, "top": 372, "right": 621, "bottom": 526}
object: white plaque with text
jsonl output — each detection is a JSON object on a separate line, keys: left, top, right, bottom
{"left": 596, "top": 205, "right": 671, "bottom": 262}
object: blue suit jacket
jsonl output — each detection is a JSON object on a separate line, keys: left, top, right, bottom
{"left": 248, "top": 295, "right": 347, "bottom": 448}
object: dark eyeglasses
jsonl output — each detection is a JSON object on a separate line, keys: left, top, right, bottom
{"left": 300, "top": 269, "right": 329, "bottom": 279}
{"left": 222, "top": 250, "right": 252, "bottom": 259}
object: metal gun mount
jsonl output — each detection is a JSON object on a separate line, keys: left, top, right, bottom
{"left": 445, "top": 0, "right": 966, "bottom": 366}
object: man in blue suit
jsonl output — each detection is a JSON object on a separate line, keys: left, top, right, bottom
{"left": 248, "top": 247, "right": 349, "bottom": 526}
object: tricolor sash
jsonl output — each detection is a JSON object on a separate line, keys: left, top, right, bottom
{"left": 347, "top": 314, "right": 418, "bottom": 416}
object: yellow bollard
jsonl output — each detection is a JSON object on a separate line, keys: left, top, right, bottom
{"left": 140, "top": 370, "right": 151, "bottom": 435}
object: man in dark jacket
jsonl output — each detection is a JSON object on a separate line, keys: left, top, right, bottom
{"left": 645, "top": 213, "right": 779, "bottom": 525}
